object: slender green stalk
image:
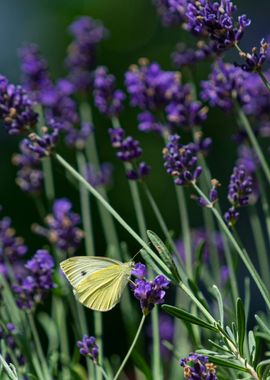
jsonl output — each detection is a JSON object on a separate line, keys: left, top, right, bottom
{"left": 97, "top": 365, "right": 110, "bottom": 380}
{"left": 236, "top": 104, "right": 270, "bottom": 186}
{"left": 249, "top": 206, "right": 270, "bottom": 285}
{"left": 0, "top": 355, "right": 18, "bottom": 380}
{"left": 192, "top": 182, "right": 270, "bottom": 312}
{"left": 142, "top": 183, "right": 187, "bottom": 281}
{"left": 28, "top": 313, "right": 51, "bottom": 380}
{"left": 257, "top": 172, "right": 270, "bottom": 240}
{"left": 175, "top": 186, "right": 193, "bottom": 279}
{"left": 76, "top": 151, "right": 95, "bottom": 256}
{"left": 55, "top": 153, "right": 170, "bottom": 274}
{"left": 35, "top": 105, "right": 55, "bottom": 203}
{"left": 80, "top": 102, "right": 120, "bottom": 254}
{"left": 258, "top": 70, "right": 270, "bottom": 93}
{"left": 113, "top": 315, "right": 146, "bottom": 380}
{"left": 76, "top": 150, "right": 103, "bottom": 379}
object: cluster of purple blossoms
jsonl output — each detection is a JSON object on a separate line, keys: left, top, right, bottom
{"left": 33, "top": 198, "right": 84, "bottom": 254}
{"left": 86, "top": 163, "right": 113, "bottom": 188}
{"left": 195, "top": 178, "right": 220, "bottom": 208}
{"left": 13, "top": 250, "right": 55, "bottom": 310}
{"left": 171, "top": 41, "right": 216, "bottom": 68}
{"left": 19, "top": 43, "right": 52, "bottom": 101}
{"left": 109, "top": 127, "right": 151, "bottom": 181}
{"left": 180, "top": 353, "right": 218, "bottom": 380}
{"left": 12, "top": 139, "right": 43, "bottom": 194}
{"left": 224, "top": 165, "right": 253, "bottom": 226}
{"left": 131, "top": 263, "right": 170, "bottom": 315}
{"left": 26, "top": 125, "right": 59, "bottom": 159}
{"left": 0, "top": 215, "right": 28, "bottom": 267}
{"left": 93, "top": 66, "right": 126, "bottom": 117}
{"left": 77, "top": 335, "right": 99, "bottom": 363}
{"left": 163, "top": 134, "right": 202, "bottom": 186}
{"left": 125, "top": 60, "right": 207, "bottom": 132}
{"left": 0, "top": 323, "right": 26, "bottom": 368}
{"left": 0, "top": 75, "right": 38, "bottom": 135}
{"left": 237, "top": 39, "right": 269, "bottom": 72}
{"left": 66, "top": 16, "right": 108, "bottom": 93}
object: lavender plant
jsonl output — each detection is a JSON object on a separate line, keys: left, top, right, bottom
{"left": 1, "top": 2, "right": 270, "bottom": 380}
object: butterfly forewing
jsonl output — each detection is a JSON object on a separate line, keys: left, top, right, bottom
{"left": 60, "top": 256, "right": 122, "bottom": 288}
{"left": 75, "top": 263, "right": 132, "bottom": 312}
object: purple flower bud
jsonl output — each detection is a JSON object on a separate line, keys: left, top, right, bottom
{"left": 77, "top": 335, "right": 99, "bottom": 363}
{"left": 132, "top": 263, "right": 147, "bottom": 279}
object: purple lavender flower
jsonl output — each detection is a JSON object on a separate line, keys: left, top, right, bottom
{"left": 26, "top": 125, "right": 59, "bottom": 158}
{"left": 77, "top": 335, "right": 99, "bottom": 363}
{"left": 163, "top": 134, "right": 202, "bottom": 186}
{"left": 12, "top": 139, "right": 43, "bottom": 194}
{"left": 152, "top": 0, "right": 185, "bottom": 26}
{"left": 125, "top": 60, "right": 180, "bottom": 110}
{"left": 224, "top": 165, "right": 253, "bottom": 225}
{"left": 86, "top": 163, "right": 113, "bottom": 188}
{"left": 66, "top": 16, "right": 108, "bottom": 92}
{"left": 201, "top": 60, "right": 250, "bottom": 111}
{"left": 137, "top": 112, "right": 164, "bottom": 134}
{"left": 0, "top": 216, "right": 28, "bottom": 264}
{"left": 132, "top": 263, "right": 147, "bottom": 279}
{"left": 172, "top": 41, "right": 216, "bottom": 68}
{"left": 131, "top": 264, "right": 170, "bottom": 315}
{"left": 185, "top": 0, "right": 250, "bottom": 51}
{"left": 126, "top": 161, "right": 151, "bottom": 181}
{"left": 65, "top": 122, "right": 93, "bottom": 150}
{"left": 237, "top": 39, "right": 269, "bottom": 72}
{"left": 18, "top": 43, "right": 52, "bottom": 101}
{"left": 94, "top": 66, "right": 126, "bottom": 117}
{"left": 108, "top": 128, "right": 142, "bottom": 163}
{"left": 0, "top": 75, "right": 38, "bottom": 135}
{"left": 180, "top": 353, "right": 218, "bottom": 379}
{"left": 33, "top": 198, "right": 84, "bottom": 254}
{"left": 13, "top": 250, "right": 55, "bottom": 310}
{"left": 195, "top": 178, "right": 220, "bottom": 208}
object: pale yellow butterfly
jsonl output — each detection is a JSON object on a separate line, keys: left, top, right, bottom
{"left": 60, "top": 256, "right": 134, "bottom": 312}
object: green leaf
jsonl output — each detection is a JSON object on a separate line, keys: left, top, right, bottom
{"left": 162, "top": 304, "right": 218, "bottom": 332}
{"left": 236, "top": 298, "right": 246, "bottom": 356}
{"left": 257, "top": 359, "right": 270, "bottom": 379}
{"left": 212, "top": 285, "right": 224, "bottom": 327}
{"left": 146, "top": 230, "right": 181, "bottom": 282}
{"left": 248, "top": 330, "right": 256, "bottom": 365}
{"left": 206, "top": 355, "right": 249, "bottom": 373}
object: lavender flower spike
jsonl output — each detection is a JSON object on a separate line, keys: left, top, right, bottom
{"left": 163, "top": 134, "right": 202, "bottom": 186}
{"left": 180, "top": 353, "right": 218, "bottom": 379}
{"left": 0, "top": 75, "right": 38, "bottom": 135}
{"left": 77, "top": 335, "right": 99, "bottom": 363}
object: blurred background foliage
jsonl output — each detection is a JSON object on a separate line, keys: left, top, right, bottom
{"left": 0, "top": 0, "right": 269, "bottom": 313}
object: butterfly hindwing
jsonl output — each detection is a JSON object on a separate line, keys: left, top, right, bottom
{"left": 75, "top": 263, "right": 132, "bottom": 311}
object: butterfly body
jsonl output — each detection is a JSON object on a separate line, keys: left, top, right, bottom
{"left": 60, "top": 256, "right": 134, "bottom": 312}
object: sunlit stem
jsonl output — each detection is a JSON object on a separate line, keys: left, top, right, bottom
{"left": 192, "top": 182, "right": 270, "bottom": 312}
{"left": 112, "top": 315, "right": 146, "bottom": 380}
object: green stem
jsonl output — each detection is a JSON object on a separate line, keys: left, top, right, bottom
{"left": 76, "top": 150, "right": 103, "bottom": 377}
{"left": 249, "top": 206, "right": 270, "bottom": 286}
{"left": 28, "top": 313, "right": 51, "bottom": 380}
{"left": 193, "top": 182, "right": 270, "bottom": 312}
{"left": 175, "top": 186, "right": 193, "bottom": 279}
{"left": 236, "top": 104, "right": 270, "bottom": 186}
{"left": 142, "top": 183, "right": 187, "bottom": 281}
{"left": 35, "top": 105, "right": 55, "bottom": 203}
{"left": 76, "top": 151, "right": 95, "bottom": 256}
{"left": 258, "top": 71, "right": 270, "bottom": 93}
{"left": 55, "top": 154, "right": 170, "bottom": 275}
{"left": 0, "top": 355, "right": 18, "bottom": 380}
{"left": 112, "top": 315, "right": 146, "bottom": 380}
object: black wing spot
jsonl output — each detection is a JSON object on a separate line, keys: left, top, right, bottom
{"left": 81, "top": 270, "right": 87, "bottom": 276}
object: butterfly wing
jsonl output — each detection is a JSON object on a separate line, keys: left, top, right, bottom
{"left": 60, "top": 256, "right": 122, "bottom": 288}
{"left": 75, "top": 262, "right": 132, "bottom": 312}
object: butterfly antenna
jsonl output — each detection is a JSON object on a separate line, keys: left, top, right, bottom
{"left": 131, "top": 242, "right": 152, "bottom": 261}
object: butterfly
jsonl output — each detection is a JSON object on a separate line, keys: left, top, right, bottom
{"left": 60, "top": 256, "right": 134, "bottom": 312}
